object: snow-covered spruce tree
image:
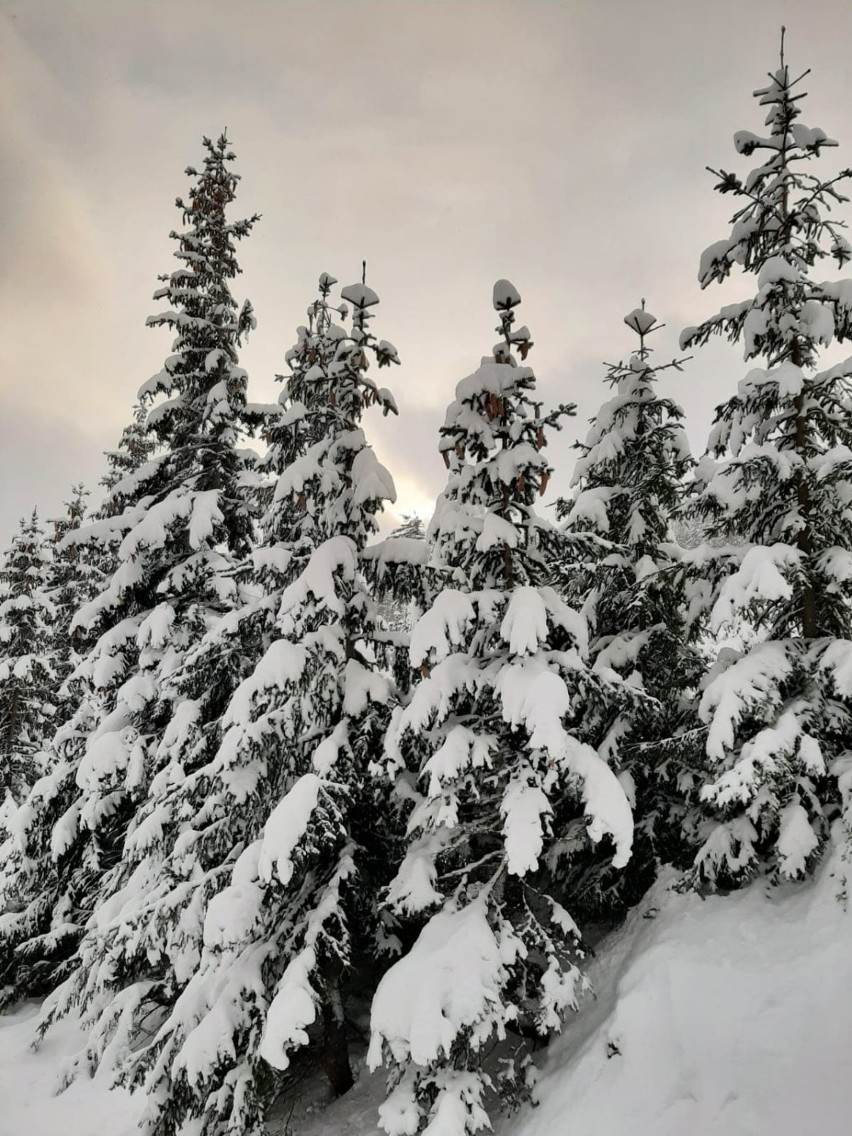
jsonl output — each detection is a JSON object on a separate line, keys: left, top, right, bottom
{"left": 368, "top": 282, "right": 635, "bottom": 1136}
{"left": 46, "top": 415, "right": 161, "bottom": 760}
{"left": 0, "top": 410, "right": 157, "bottom": 1002}
{"left": 680, "top": 39, "right": 852, "bottom": 884}
{"left": 35, "top": 274, "right": 402, "bottom": 1136}
{"left": 0, "top": 132, "right": 259, "bottom": 1006}
{"left": 0, "top": 511, "right": 58, "bottom": 802}
{"left": 554, "top": 305, "right": 702, "bottom": 915}
{"left": 45, "top": 486, "right": 106, "bottom": 710}
{"left": 47, "top": 485, "right": 93, "bottom": 634}
{"left": 100, "top": 403, "right": 158, "bottom": 503}
{"left": 122, "top": 273, "right": 352, "bottom": 792}
{"left": 391, "top": 513, "right": 426, "bottom": 540}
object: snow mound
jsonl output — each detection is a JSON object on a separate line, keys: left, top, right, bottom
{"left": 493, "top": 279, "right": 521, "bottom": 310}
{"left": 0, "top": 1004, "right": 142, "bottom": 1135}
{"left": 515, "top": 833, "right": 852, "bottom": 1136}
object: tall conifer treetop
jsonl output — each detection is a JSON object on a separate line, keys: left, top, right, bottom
{"left": 429, "top": 279, "right": 566, "bottom": 592}
{"left": 564, "top": 302, "right": 692, "bottom": 627}
{"left": 682, "top": 37, "right": 852, "bottom": 884}
{"left": 142, "top": 133, "right": 259, "bottom": 481}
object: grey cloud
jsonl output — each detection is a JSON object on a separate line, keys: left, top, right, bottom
{"left": 0, "top": 394, "right": 111, "bottom": 539}
{"left": 4, "top": 0, "right": 852, "bottom": 546}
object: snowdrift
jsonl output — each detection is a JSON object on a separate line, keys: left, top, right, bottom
{"left": 1, "top": 836, "right": 849, "bottom": 1136}
{"left": 515, "top": 834, "right": 851, "bottom": 1136}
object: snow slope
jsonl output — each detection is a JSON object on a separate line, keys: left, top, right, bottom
{"left": 516, "top": 832, "right": 852, "bottom": 1136}
{"left": 0, "top": 1002, "right": 142, "bottom": 1135}
{"left": 1, "top": 835, "right": 849, "bottom": 1136}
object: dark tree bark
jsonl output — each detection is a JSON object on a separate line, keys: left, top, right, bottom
{"left": 319, "top": 956, "right": 353, "bottom": 1097}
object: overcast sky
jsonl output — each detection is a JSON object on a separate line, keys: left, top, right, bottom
{"left": 4, "top": 0, "right": 852, "bottom": 546}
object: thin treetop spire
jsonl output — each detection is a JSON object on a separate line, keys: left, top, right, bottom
{"left": 623, "top": 298, "right": 664, "bottom": 359}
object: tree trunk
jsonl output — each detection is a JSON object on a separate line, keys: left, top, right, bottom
{"left": 784, "top": 164, "right": 817, "bottom": 639}
{"left": 793, "top": 364, "right": 817, "bottom": 639}
{"left": 0, "top": 686, "right": 21, "bottom": 796}
{"left": 319, "top": 958, "right": 353, "bottom": 1097}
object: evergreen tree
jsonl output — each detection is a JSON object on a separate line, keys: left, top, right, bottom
{"left": 555, "top": 305, "right": 702, "bottom": 913}
{"left": 681, "top": 38, "right": 852, "bottom": 884}
{"left": 31, "top": 273, "right": 402, "bottom": 1136}
{"left": 0, "top": 414, "right": 155, "bottom": 1003}
{"left": 368, "top": 282, "right": 634, "bottom": 1136}
{"left": 0, "top": 511, "right": 57, "bottom": 801}
{"left": 0, "top": 132, "right": 259, "bottom": 1007}
{"left": 99, "top": 403, "right": 158, "bottom": 503}
{"left": 47, "top": 485, "right": 93, "bottom": 627}
{"left": 45, "top": 486, "right": 105, "bottom": 712}
{"left": 392, "top": 513, "right": 426, "bottom": 540}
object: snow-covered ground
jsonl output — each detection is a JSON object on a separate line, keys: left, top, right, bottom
{"left": 0, "top": 1002, "right": 142, "bottom": 1135}
{"left": 518, "top": 834, "right": 852, "bottom": 1136}
{"left": 2, "top": 836, "right": 849, "bottom": 1136}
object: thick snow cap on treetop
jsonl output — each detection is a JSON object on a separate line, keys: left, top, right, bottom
{"left": 340, "top": 282, "right": 379, "bottom": 310}
{"left": 451, "top": 359, "right": 535, "bottom": 405}
{"left": 493, "top": 279, "right": 522, "bottom": 311}
{"left": 623, "top": 305, "right": 658, "bottom": 337}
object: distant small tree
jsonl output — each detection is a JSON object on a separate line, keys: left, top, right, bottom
{"left": 0, "top": 512, "right": 57, "bottom": 801}
{"left": 99, "top": 404, "right": 158, "bottom": 503}
{"left": 392, "top": 513, "right": 425, "bottom": 540}
{"left": 45, "top": 486, "right": 104, "bottom": 711}
{"left": 368, "top": 512, "right": 430, "bottom": 640}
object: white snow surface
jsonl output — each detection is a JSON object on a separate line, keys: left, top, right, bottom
{"left": 368, "top": 900, "right": 506, "bottom": 1068}
{"left": 258, "top": 772, "right": 323, "bottom": 885}
{"left": 500, "top": 587, "right": 549, "bottom": 656}
{"left": 496, "top": 661, "right": 633, "bottom": 869}
{"left": 0, "top": 1003, "right": 143, "bottom": 1135}
{"left": 493, "top": 279, "right": 521, "bottom": 309}
{"left": 513, "top": 835, "right": 852, "bottom": 1136}
{"left": 2, "top": 837, "right": 850, "bottom": 1135}
{"left": 351, "top": 447, "right": 397, "bottom": 505}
